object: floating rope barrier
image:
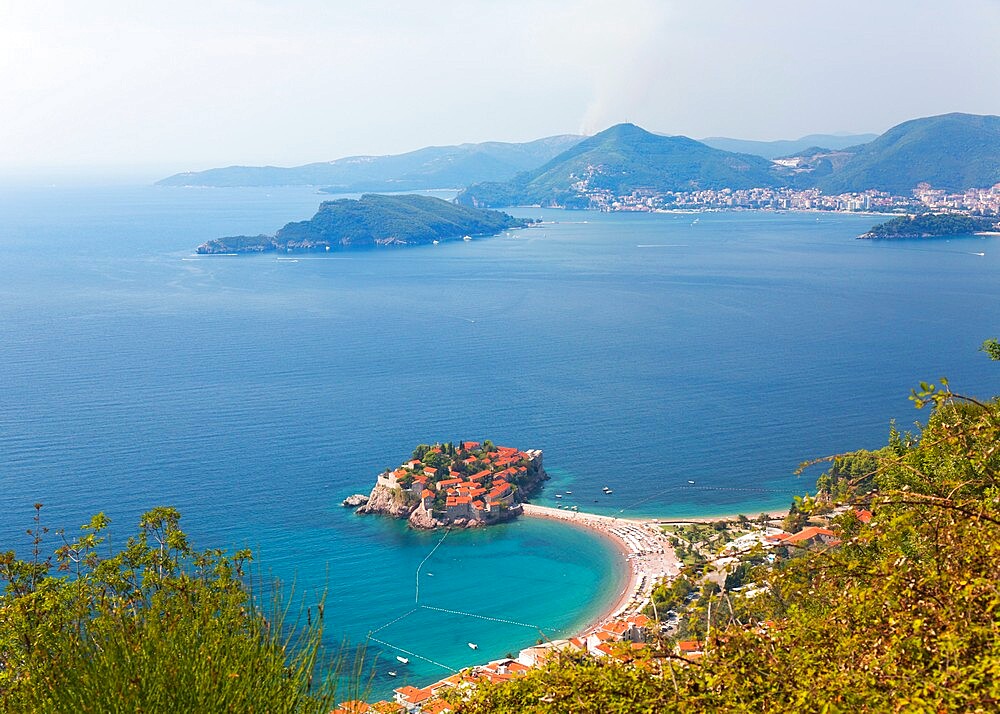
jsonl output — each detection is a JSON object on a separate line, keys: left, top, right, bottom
{"left": 415, "top": 528, "right": 450, "bottom": 604}
{"left": 420, "top": 604, "right": 541, "bottom": 630}
{"left": 370, "top": 607, "right": 418, "bottom": 635}
{"left": 369, "top": 636, "right": 457, "bottom": 673}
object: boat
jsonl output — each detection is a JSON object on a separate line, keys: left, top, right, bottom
{"left": 388, "top": 671, "right": 397, "bottom": 677}
{"left": 396, "top": 656, "right": 409, "bottom": 664}
{"left": 555, "top": 494, "right": 562, "bottom": 499}
{"left": 432, "top": 240, "right": 439, "bottom": 245}
{"left": 565, "top": 490, "right": 572, "bottom": 494}
{"left": 468, "top": 642, "right": 478, "bottom": 650}
{"left": 605, "top": 490, "right": 613, "bottom": 495}
{"left": 688, "top": 480, "right": 695, "bottom": 484}
{"left": 463, "top": 235, "right": 472, "bottom": 241}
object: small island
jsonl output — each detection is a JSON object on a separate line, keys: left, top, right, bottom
{"left": 859, "top": 212, "right": 998, "bottom": 239}
{"left": 355, "top": 440, "right": 546, "bottom": 529}
{"left": 196, "top": 194, "right": 528, "bottom": 254}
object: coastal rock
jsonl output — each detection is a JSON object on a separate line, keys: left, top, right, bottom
{"left": 356, "top": 484, "right": 417, "bottom": 519}
{"left": 342, "top": 494, "right": 369, "bottom": 508}
{"left": 407, "top": 507, "right": 442, "bottom": 530}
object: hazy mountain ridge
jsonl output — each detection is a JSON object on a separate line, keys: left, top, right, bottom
{"left": 700, "top": 133, "right": 878, "bottom": 159}
{"left": 161, "top": 113, "right": 1000, "bottom": 206}
{"left": 158, "top": 135, "right": 584, "bottom": 190}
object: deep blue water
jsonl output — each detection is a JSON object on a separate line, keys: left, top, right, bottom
{"left": 2, "top": 185, "right": 998, "bottom": 697}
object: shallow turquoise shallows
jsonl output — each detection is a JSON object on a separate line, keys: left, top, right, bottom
{"left": 2, "top": 184, "right": 998, "bottom": 699}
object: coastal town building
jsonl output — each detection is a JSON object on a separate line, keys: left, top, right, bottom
{"left": 574, "top": 181, "right": 1000, "bottom": 217}
{"left": 358, "top": 441, "right": 546, "bottom": 529}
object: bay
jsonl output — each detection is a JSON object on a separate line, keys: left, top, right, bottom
{"left": 1, "top": 184, "right": 998, "bottom": 698}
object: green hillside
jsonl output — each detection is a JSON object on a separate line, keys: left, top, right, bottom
{"left": 196, "top": 194, "right": 526, "bottom": 253}
{"left": 157, "top": 135, "right": 583, "bottom": 190}
{"left": 457, "top": 123, "right": 782, "bottom": 208}
{"left": 457, "top": 382, "right": 1000, "bottom": 712}
{"left": 819, "top": 112, "right": 1000, "bottom": 194}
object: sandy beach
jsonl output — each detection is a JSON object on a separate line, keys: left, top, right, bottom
{"left": 521, "top": 503, "right": 682, "bottom": 632}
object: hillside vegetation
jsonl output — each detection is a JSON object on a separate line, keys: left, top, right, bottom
{"left": 455, "top": 380, "right": 1000, "bottom": 712}
{"left": 457, "top": 124, "right": 782, "bottom": 208}
{"left": 0, "top": 507, "right": 353, "bottom": 712}
{"left": 818, "top": 112, "right": 1000, "bottom": 194}
{"left": 197, "top": 194, "right": 527, "bottom": 253}
{"left": 860, "top": 212, "right": 997, "bottom": 239}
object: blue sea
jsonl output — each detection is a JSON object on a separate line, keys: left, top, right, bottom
{"left": 2, "top": 184, "right": 998, "bottom": 698}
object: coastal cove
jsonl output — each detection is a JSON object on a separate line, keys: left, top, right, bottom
{"left": 3, "top": 185, "right": 1000, "bottom": 701}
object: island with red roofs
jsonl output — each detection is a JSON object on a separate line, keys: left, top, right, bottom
{"left": 352, "top": 440, "right": 547, "bottom": 529}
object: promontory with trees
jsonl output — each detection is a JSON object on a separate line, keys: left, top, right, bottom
{"left": 859, "top": 212, "right": 998, "bottom": 239}
{"left": 196, "top": 194, "right": 529, "bottom": 254}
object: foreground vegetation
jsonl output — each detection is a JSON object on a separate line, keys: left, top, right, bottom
{"left": 0, "top": 507, "right": 353, "bottom": 713}
{"left": 456, "top": 380, "right": 1000, "bottom": 712}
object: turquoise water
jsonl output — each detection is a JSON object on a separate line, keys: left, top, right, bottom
{"left": 2, "top": 185, "right": 999, "bottom": 698}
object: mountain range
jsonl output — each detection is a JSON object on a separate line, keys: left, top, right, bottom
{"left": 159, "top": 113, "right": 1000, "bottom": 206}
{"left": 698, "top": 133, "right": 878, "bottom": 159}
{"left": 158, "top": 135, "right": 583, "bottom": 191}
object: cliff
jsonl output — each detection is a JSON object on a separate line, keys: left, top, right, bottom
{"left": 356, "top": 483, "right": 417, "bottom": 519}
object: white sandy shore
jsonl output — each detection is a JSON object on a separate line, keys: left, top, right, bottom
{"left": 521, "top": 503, "right": 682, "bottom": 632}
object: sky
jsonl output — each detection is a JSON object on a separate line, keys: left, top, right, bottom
{"left": 2, "top": 0, "right": 1000, "bottom": 177}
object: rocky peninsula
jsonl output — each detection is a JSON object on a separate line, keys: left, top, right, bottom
{"left": 354, "top": 440, "right": 546, "bottom": 529}
{"left": 196, "top": 193, "right": 528, "bottom": 254}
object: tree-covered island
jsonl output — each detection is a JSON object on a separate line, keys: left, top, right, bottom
{"left": 351, "top": 441, "right": 546, "bottom": 529}
{"left": 859, "top": 211, "right": 998, "bottom": 239}
{"left": 196, "top": 194, "right": 529, "bottom": 254}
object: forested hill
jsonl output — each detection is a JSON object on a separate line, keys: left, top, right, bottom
{"left": 813, "top": 112, "right": 1000, "bottom": 194}
{"left": 158, "top": 135, "right": 583, "bottom": 190}
{"left": 457, "top": 123, "right": 783, "bottom": 208}
{"left": 859, "top": 212, "right": 998, "bottom": 239}
{"left": 196, "top": 194, "right": 526, "bottom": 254}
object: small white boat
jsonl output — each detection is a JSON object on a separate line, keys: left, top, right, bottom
{"left": 396, "top": 656, "right": 409, "bottom": 664}
{"left": 432, "top": 240, "right": 439, "bottom": 245}
{"left": 468, "top": 642, "right": 478, "bottom": 650}
{"left": 388, "top": 671, "right": 398, "bottom": 677}
{"left": 555, "top": 494, "right": 562, "bottom": 499}
{"left": 687, "top": 480, "right": 695, "bottom": 484}
{"left": 605, "top": 489, "right": 613, "bottom": 495}
{"left": 565, "top": 491, "right": 572, "bottom": 494}
{"left": 463, "top": 235, "right": 472, "bottom": 241}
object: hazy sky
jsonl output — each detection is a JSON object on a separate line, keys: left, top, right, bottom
{"left": 3, "top": 0, "right": 1000, "bottom": 175}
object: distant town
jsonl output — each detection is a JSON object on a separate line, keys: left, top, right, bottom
{"left": 581, "top": 181, "right": 1000, "bottom": 216}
